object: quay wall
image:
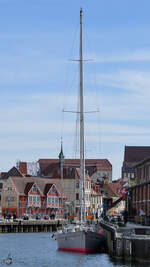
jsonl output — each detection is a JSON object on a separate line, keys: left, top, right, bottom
{"left": 0, "top": 220, "right": 64, "bottom": 233}
{"left": 99, "top": 220, "right": 150, "bottom": 263}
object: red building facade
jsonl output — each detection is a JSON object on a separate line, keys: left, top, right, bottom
{"left": 1, "top": 177, "right": 65, "bottom": 219}
{"left": 128, "top": 156, "right": 150, "bottom": 219}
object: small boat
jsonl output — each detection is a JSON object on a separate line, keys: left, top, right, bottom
{"left": 55, "top": 9, "right": 107, "bottom": 253}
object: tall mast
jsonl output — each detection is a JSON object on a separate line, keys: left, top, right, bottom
{"left": 80, "top": 8, "right": 86, "bottom": 224}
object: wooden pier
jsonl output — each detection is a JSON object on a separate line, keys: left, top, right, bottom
{"left": 0, "top": 219, "right": 64, "bottom": 233}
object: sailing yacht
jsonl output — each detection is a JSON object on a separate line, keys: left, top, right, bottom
{"left": 55, "top": 9, "right": 107, "bottom": 253}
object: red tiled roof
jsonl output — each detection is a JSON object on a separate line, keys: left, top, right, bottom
{"left": 124, "top": 146, "right": 150, "bottom": 164}
{"left": 101, "top": 181, "right": 122, "bottom": 198}
{"left": 42, "top": 162, "right": 91, "bottom": 180}
{"left": 38, "top": 158, "right": 112, "bottom": 172}
{"left": 106, "top": 182, "right": 122, "bottom": 197}
{"left": 43, "top": 162, "right": 77, "bottom": 179}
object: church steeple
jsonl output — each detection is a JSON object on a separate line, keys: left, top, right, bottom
{"left": 59, "top": 138, "right": 65, "bottom": 180}
{"left": 59, "top": 138, "right": 65, "bottom": 163}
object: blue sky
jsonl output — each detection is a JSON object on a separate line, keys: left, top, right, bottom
{"left": 1, "top": 0, "right": 150, "bottom": 179}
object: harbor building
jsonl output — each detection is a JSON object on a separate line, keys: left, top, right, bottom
{"left": 122, "top": 145, "right": 150, "bottom": 186}
{"left": 127, "top": 155, "right": 150, "bottom": 223}
{"left": 1, "top": 176, "right": 65, "bottom": 219}
{"left": 0, "top": 167, "right": 24, "bottom": 207}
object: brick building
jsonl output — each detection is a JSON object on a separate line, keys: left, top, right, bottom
{"left": 122, "top": 146, "right": 150, "bottom": 186}
{"left": 127, "top": 156, "right": 150, "bottom": 219}
{"left": 1, "top": 176, "right": 65, "bottom": 219}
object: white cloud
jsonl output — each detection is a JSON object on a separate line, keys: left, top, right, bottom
{"left": 89, "top": 49, "right": 150, "bottom": 63}
{"left": 95, "top": 70, "right": 150, "bottom": 93}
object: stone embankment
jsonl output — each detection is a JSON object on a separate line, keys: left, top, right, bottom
{"left": 100, "top": 220, "right": 150, "bottom": 263}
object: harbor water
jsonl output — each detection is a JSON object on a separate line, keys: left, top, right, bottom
{"left": 0, "top": 233, "right": 149, "bottom": 267}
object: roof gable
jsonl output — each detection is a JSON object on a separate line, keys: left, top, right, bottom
{"left": 28, "top": 182, "right": 43, "bottom": 196}
{"left": 44, "top": 183, "right": 53, "bottom": 195}
{"left": 3, "top": 177, "right": 18, "bottom": 194}
{"left": 2, "top": 167, "right": 24, "bottom": 179}
{"left": 24, "top": 182, "right": 34, "bottom": 195}
{"left": 49, "top": 184, "right": 59, "bottom": 195}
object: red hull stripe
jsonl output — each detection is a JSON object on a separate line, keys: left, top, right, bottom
{"left": 59, "top": 247, "right": 95, "bottom": 253}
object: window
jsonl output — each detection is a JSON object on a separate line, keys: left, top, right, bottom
{"left": 76, "top": 182, "right": 79, "bottom": 188}
{"left": 8, "top": 187, "right": 12, "bottom": 191}
{"left": 76, "top": 193, "right": 79, "bottom": 200}
{"left": 48, "top": 197, "right": 51, "bottom": 203}
{"left": 47, "top": 196, "right": 59, "bottom": 205}
{"left": 86, "top": 181, "right": 89, "bottom": 189}
{"left": 29, "top": 196, "right": 32, "bottom": 202}
{"left": 32, "top": 186, "right": 37, "bottom": 192}
{"left": 28, "top": 195, "right": 41, "bottom": 203}
{"left": 37, "top": 196, "right": 40, "bottom": 202}
{"left": 0, "top": 183, "right": 3, "bottom": 189}
{"left": 55, "top": 197, "right": 59, "bottom": 204}
{"left": 6, "top": 196, "right": 14, "bottom": 202}
{"left": 52, "top": 186, "right": 56, "bottom": 193}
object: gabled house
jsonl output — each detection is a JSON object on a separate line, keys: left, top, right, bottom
{"left": 101, "top": 180, "right": 125, "bottom": 216}
{"left": 1, "top": 176, "right": 66, "bottom": 219}
{"left": 44, "top": 183, "right": 62, "bottom": 215}
{"left": 0, "top": 167, "right": 24, "bottom": 206}
{"left": 25, "top": 182, "right": 42, "bottom": 211}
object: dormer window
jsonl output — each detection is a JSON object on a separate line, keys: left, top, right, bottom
{"left": 8, "top": 186, "right": 12, "bottom": 191}
{"left": 32, "top": 185, "right": 37, "bottom": 192}
{"left": 52, "top": 185, "right": 56, "bottom": 193}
